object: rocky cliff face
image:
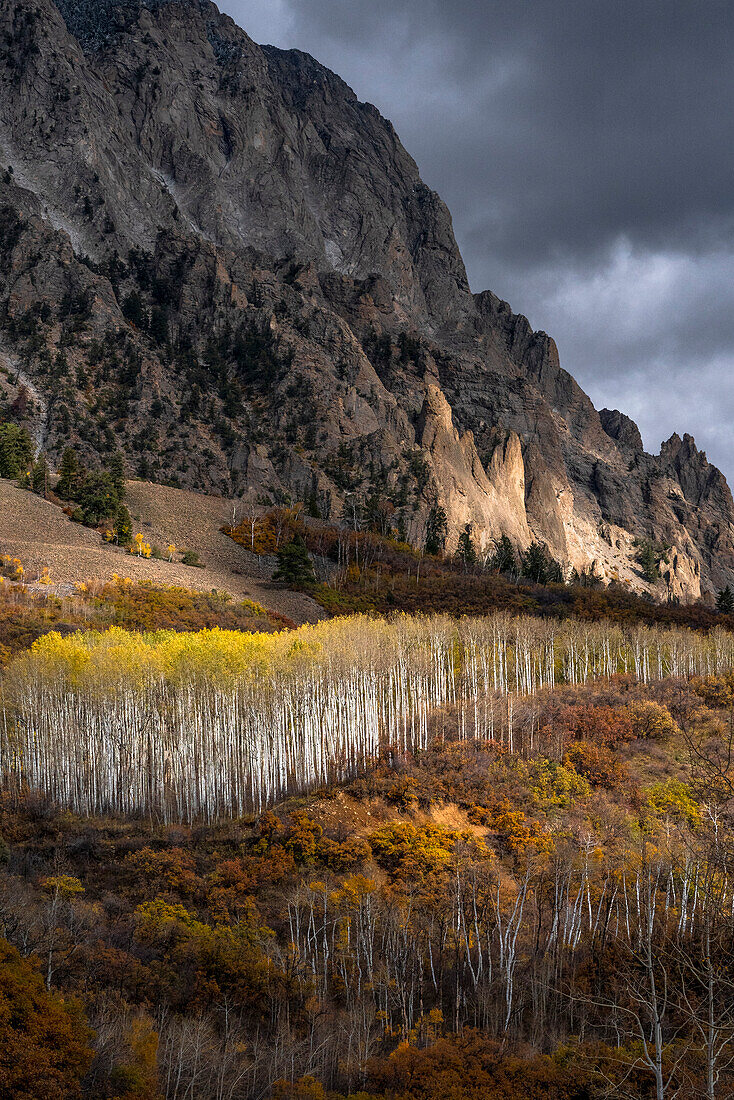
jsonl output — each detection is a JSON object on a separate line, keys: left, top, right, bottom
{"left": 0, "top": 0, "right": 732, "bottom": 599}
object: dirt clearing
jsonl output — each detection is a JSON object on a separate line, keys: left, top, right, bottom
{"left": 0, "top": 479, "right": 326, "bottom": 625}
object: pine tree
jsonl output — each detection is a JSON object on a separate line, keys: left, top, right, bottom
{"left": 0, "top": 423, "right": 33, "bottom": 479}
{"left": 457, "top": 524, "right": 477, "bottom": 569}
{"left": 520, "top": 541, "right": 563, "bottom": 585}
{"left": 30, "top": 453, "right": 49, "bottom": 497}
{"left": 636, "top": 539, "right": 660, "bottom": 584}
{"left": 716, "top": 585, "right": 734, "bottom": 613}
{"left": 364, "top": 492, "right": 383, "bottom": 534}
{"left": 56, "top": 446, "right": 80, "bottom": 499}
{"left": 424, "top": 503, "right": 448, "bottom": 556}
{"left": 149, "top": 305, "right": 169, "bottom": 345}
{"left": 76, "top": 470, "right": 121, "bottom": 525}
{"left": 273, "top": 535, "right": 316, "bottom": 586}
{"left": 122, "top": 291, "right": 146, "bottom": 328}
{"left": 634, "top": 538, "right": 670, "bottom": 584}
{"left": 107, "top": 451, "right": 125, "bottom": 499}
{"left": 113, "top": 504, "right": 133, "bottom": 546}
{"left": 490, "top": 534, "right": 516, "bottom": 575}
{"left": 546, "top": 556, "right": 565, "bottom": 584}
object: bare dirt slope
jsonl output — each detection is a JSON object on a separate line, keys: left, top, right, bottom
{"left": 0, "top": 479, "right": 325, "bottom": 625}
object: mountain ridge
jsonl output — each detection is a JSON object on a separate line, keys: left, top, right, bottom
{"left": 0, "top": 0, "right": 732, "bottom": 599}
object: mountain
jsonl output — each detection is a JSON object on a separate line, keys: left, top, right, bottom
{"left": 0, "top": 0, "right": 732, "bottom": 599}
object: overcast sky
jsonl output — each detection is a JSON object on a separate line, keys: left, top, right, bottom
{"left": 220, "top": 0, "right": 734, "bottom": 476}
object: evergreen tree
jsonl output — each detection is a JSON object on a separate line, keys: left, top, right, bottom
{"left": 521, "top": 541, "right": 563, "bottom": 585}
{"left": 0, "top": 423, "right": 33, "bottom": 479}
{"left": 457, "top": 524, "right": 477, "bottom": 569}
{"left": 573, "top": 561, "right": 603, "bottom": 588}
{"left": 364, "top": 492, "right": 383, "bottom": 534}
{"left": 521, "top": 541, "right": 548, "bottom": 583}
{"left": 56, "top": 446, "right": 80, "bottom": 499}
{"left": 636, "top": 539, "right": 660, "bottom": 584}
{"left": 149, "top": 305, "right": 169, "bottom": 345}
{"left": 30, "top": 453, "right": 48, "bottom": 497}
{"left": 75, "top": 470, "right": 122, "bottom": 526}
{"left": 121, "top": 291, "right": 146, "bottom": 328}
{"left": 107, "top": 451, "right": 126, "bottom": 499}
{"left": 113, "top": 503, "right": 133, "bottom": 546}
{"left": 273, "top": 535, "right": 316, "bottom": 586}
{"left": 546, "top": 556, "right": 565, "bottom": 584}
{"left": 424, "top": 503, "right": 448, "bottom": 556}
{"left": 489, "top": 534, "right": 516, "bottom": 575}
{"left": 716, "top": 585, "right": 734, "bottom": 613}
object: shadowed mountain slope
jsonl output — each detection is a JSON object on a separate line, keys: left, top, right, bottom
{"left": 0, "top": 0, "right": 731, "bottom": 598}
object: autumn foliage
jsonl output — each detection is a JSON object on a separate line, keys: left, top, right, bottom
{"left": 0, "top": 576, "right": 291, "bottom": 660}
{"left": 0, "top": 938, "right": 93, "bottom": 1099}
{"left": 0, "top": 601, "right": 734, "bottom": 1096}
{"left": 225, "top": 508, "right": 734, "bottom": 633}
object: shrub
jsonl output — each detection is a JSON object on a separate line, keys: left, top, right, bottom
{"left": 564, "top": 740, "right": 630, "bottom": 789}
{"left": 181, "top": 550, "right": 204, "bottom": 568}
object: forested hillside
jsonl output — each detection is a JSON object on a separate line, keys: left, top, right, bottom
{"left": 2, "top": 614, "right": 734, "bottom": 818}
{"left": 1, "top": 646, "right": 734, "bottom": 1098}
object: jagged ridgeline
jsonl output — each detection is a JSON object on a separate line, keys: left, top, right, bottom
{"left": 2, "top": 0, "right": 734, "bottom": 599}
{"left": 3, "top": 614, "right": 734, "bottom": 822}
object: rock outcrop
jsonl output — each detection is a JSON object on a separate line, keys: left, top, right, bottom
{"left": 0, "top": 0, "right": 732, "bottom": 599}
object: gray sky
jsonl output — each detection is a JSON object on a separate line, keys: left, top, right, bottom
{"left": 220, "top": 0, "right": 734, "bottom": 476}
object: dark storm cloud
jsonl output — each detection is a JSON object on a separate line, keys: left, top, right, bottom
{"left": 220, "top": 0, "right": 734, "bottom": 475}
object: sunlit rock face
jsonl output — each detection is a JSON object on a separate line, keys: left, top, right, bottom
{"left": 0, "top": 0, "right": 732, "bottom": 599}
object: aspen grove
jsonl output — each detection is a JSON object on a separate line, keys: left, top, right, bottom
{"left": 4, "top": 614, "right": 734, "bottom": 821}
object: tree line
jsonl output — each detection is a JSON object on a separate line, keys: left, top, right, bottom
{"left": 5, "top": 614, "right": 734, "bottom": 821}
{"left": 2, "top": 670, "right": 734, "bottom": 1097}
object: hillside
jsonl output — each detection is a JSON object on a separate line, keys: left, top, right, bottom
{"left": 0, "top": 0, "right": 732, "bottom": 600}
{"left": 2, "top": 647, "right": 734, "bottom": 1098}
{"left": 0, "top": 477, "right": 325, "bottom": 623}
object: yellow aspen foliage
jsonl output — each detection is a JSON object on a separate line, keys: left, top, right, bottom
{"left": 7, "top": 614, "right": 734, "bottom": 821}
{"left": 270, "top": 1077, "right": 327, "bottom": 1100}
{"left": 41, "top": 875, "right": 85, "bottom": 898}
{"left": 109, "top": 1015, "right": 162, "bottom": 1100}
{"left": 644, "top": 778, "right": 701, "bottom": 829}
